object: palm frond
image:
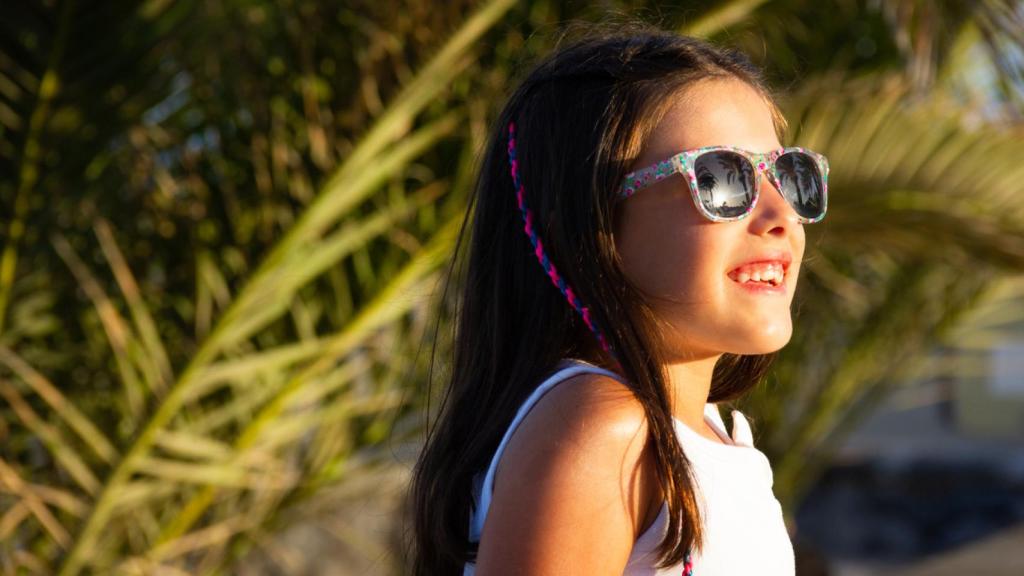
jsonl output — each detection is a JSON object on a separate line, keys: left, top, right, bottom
{"left": 680, "top": 0, "right": 771, "bottom": 38}
{"left": 25, "top": 1, "right": 514, "bottom": 572}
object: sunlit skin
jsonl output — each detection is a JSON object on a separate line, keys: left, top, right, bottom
{"left": 612, "top": 77, "right": 806, "bottom": 440}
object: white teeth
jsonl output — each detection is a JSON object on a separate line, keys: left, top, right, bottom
{"left": 735, "top": 263, "right": 785, "bottom": 286}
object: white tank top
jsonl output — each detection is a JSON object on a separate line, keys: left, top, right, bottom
{"left": 464, "top": 358, "right": 795, "bottom": 575}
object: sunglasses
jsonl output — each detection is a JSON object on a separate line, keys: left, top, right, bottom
{"left": 617, "top": 146, "right": 829, "bottom": 223}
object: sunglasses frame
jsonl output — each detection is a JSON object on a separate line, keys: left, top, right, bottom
{"left": 617, "top": 145, "right": 830, "bottom": 224}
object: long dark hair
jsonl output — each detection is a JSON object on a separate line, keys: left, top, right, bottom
{"left": 409, "top": 22, "right": 787, "bottom": 574}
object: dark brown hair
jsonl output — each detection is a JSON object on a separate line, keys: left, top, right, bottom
{"left": 409, "top": 21, "right": 785, "bottom": 574}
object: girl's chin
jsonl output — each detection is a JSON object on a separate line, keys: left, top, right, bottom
{"left": 732, "top": 326, "right": 793, "bottom": 355}
{"left": 658, "top": 317, "right": 793, "bottom": 358}
{"left": 706, "top": 321, "right": 794, "bottom": 356}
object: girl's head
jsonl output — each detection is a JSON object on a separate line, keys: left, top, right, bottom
{"left": 484, "top": 25, "right": 803, "bottom": 374}
{"left": 615, "top": 75, "right": 806, "bottom": 362}
{"left": 411, "top": 22, "right": 816, "bottom": 574}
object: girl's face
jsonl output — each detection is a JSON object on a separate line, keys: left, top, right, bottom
{"left": 614, "top": 78, "right": 805, "bottom": 361}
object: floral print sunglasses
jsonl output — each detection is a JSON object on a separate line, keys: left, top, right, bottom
{"left": 617, "top": 146, "right": 829, "bottom": 223}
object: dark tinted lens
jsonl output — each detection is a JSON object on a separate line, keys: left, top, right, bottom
{"left": 775, "top": 152, "right": 825, "bottom": 219}
{"left": 692, "top": 151, "right": 755, "bottom": 218}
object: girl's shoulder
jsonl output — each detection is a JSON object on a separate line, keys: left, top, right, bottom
{"left": 488, "top": 363, "right": 661, "bottom": 540}
{"left": 505, "top": 360, "right": 651, "bottom": 461}
{"left": 522, "top": 374, "right": 649, "bottom": 448}
{"left": 530, "top": 362, "right": 646, "bottom": 427}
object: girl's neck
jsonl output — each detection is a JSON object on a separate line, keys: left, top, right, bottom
{"left": 662, "top": 356, "right": 719, "bottom": 437}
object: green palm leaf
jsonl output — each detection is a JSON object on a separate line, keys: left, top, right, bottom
{"left": 0, "top": 1, "right": 516, "bottom": 573}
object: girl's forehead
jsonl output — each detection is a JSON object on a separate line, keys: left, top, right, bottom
{"left": 649, "top": 78, "right": 781, "bottom": 156}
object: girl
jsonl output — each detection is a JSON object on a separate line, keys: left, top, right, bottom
{"left": 410, "top": 23, "right": 828, "bottom": 576}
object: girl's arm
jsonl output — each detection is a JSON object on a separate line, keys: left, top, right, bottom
{"left": 474, "top": 373, "right": 661, "bottom": 575}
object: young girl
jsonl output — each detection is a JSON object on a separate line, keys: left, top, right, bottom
{"left": 410, "top": 24, "right": 828, "bottom": 575}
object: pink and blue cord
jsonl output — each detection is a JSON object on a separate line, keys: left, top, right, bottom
{"left": 506, "top": 120, "right": 695, "bottom": 576}
{"left": 506, "top": 121, "right": 610, "bottom": 355}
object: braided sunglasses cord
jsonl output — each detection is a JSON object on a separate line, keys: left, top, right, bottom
{"left": 506, "top": 120, "right": 695, "bottom": 576}
{"left": 506, "top": 121, "right": 610, "bottom": 354}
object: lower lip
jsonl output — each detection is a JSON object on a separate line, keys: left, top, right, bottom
{"left": 729, "top": 276, "right": 787, "bottom": 294}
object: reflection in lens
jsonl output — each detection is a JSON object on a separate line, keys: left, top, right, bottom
{"left": 776, "top": 152, "right": 824, "bottom": 219}
{"left": 693, "top": 151, "right": 755, "bottom": 218}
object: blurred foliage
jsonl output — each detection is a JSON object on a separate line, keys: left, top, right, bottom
{"left": 0, "top": 0, "right": 1023, "bottom": 573}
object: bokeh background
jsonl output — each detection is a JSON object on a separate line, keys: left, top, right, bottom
{"left": 2, "top": 1, "right": 1024, "bottom": 574}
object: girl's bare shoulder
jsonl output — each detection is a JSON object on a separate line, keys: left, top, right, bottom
{"left": 499, "top": 372, "right": 653, "bottom": 473}
{"left": 477, "top": 371, "right": 660, "bottom": 572}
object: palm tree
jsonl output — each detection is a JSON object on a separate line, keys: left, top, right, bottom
{"left": 0, "top": 0, "right": 514, "bottom": 573}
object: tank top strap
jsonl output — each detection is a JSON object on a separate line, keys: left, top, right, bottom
{"left": 727, "top": 408, "right": 755, "bottom": 446}
{"left": 468, "top": 359, "right": 625, "bottom": 542}
{"left": 703, "top": 402, "right": 755, "bottom": 447}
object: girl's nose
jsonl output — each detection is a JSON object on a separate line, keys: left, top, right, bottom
{"left": 749, "top": 175, "right": 800, "bottom": 234}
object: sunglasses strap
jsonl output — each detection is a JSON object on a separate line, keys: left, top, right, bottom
{"left": 506, "top": 121, "right": 610, "bottom": 355}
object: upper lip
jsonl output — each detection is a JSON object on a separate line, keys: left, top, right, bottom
{"left": 727, "top": 251, "right": 793, "bottom": 279}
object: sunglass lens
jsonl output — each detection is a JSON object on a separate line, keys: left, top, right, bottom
{"left": 775, "top": 152, "right": 825, "bottom": 220}
{"left": 692, "top": 151, "right": 756, "bottom": 219}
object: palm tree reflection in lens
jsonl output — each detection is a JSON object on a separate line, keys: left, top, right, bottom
{"left": 776, "top": 152, "right": 823, "bottom": 218}
{"left": 694, "top": 151, "right": 756, "bottom": 215}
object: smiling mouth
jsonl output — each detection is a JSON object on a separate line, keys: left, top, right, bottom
{"left": 727, "top": 262, "right": 786, "bottom": 287}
